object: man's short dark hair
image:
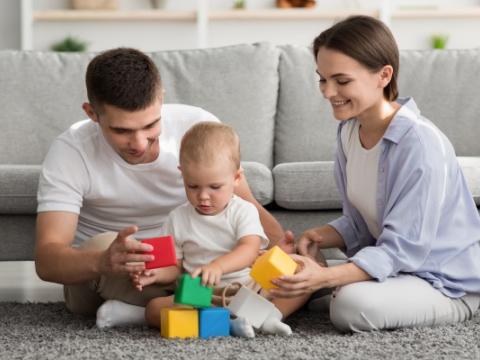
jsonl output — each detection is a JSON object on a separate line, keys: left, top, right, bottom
{"left": 86, "top": 47, "right": 162, "bottom": 112}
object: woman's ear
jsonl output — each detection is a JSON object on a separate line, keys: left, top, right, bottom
{"left": 379, "top": 65, "right": 394, "bottom": 88}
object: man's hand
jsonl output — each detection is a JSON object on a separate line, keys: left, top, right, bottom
{"left": 297, "top": 228, "right": 324, "bottom": 259}
{"left": 98, "top": 225, "right": 154, "bottom": 275}
{"left": 275, "top": 230, "right": 296, "bottom": 254}
{"left": 191, "top": 262, "right": 223, "bottom": 287}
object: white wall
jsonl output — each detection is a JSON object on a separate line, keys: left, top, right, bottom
{"left": 0, "top": 0, "right": 20, "bottom": 49}
{"left": 1, "top": 0, "right": 480, "bottom": 51}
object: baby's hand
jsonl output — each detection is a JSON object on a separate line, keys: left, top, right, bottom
{"left": 191, "top": 263, "right": 223, "bottom": 287}
{"left": 130, "top": 269, "right": 157, "bottom": 291}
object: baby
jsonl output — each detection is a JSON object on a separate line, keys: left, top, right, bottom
{"left": 133, "top": 121, "right": 306, "bottom": 337}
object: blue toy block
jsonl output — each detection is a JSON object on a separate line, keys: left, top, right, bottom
{"left": 199, "top": 307, "right": 230, "bottom": 338}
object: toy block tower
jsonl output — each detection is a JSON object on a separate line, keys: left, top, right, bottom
{"left": 174, "top": 274, "right": 213, "bottom": 308}
{"left": 250, "top": 245, "right": 297, "bottom": 289}
{"left": 160, "top": 307, "right": 199, "bottom": 339}
{"left": 142, "top": 235, "right": 177, "bottom": 269}
{"left": 227, "top": 286, "right": 276, "bottom": 328}
{"left": 199, "top": 307, "right": 230, "bottom": 338}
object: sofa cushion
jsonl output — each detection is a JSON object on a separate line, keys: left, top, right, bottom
{"left": 275, "top": 45, "right": 338, "bottom": 165}
{"left": 0, "top": 43, "right": 279, "bottom": 168}
{"left": 241, "top": 161, "right": 274, "bottom": 205}
{"left": 273, "top": 158, "right": 480, "bottom": 210}
{"left": 151, "top": 43, "right": 279, "bottom": 168}
{"left": 0, "top": 165, "right": 40, "bottom": 214}
{"left": 275, "top": 47, "right": 480, "bottom": 166}
{"left": 0, "top": 51, "right": 91, "bottom": 165}
{"left": 458, "top": 157, "right": 480, "bottom": 205}
{"left": 0, "top": 163, "right": 273, "bottom": 214}
{"left": 399, "top": 49, "right": 480, "bottom": 157}
{"left": 273, "top": 161, "right": 341, "bottom": 210}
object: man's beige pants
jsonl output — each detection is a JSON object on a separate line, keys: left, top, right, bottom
{"left": 64, "top": 232, "right": 174, "bottom": 316}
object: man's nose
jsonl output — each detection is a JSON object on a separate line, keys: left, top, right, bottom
{"left": 130, "top": 132, "right": 148, "bottom": 151}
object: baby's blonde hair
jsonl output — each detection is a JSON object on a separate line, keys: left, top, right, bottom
{"left": 180, "top": 121, "right": 240, "bottom": 170}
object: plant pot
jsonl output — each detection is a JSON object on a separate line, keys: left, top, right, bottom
{"left": 151, "top": 0, "right": 168, "bottom": 9}
{"left": 71, "top": 0, "right": 118, "bottom": 10}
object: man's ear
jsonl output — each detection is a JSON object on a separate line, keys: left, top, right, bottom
{"left": 177, "top": 165, "right": 182, "bottom": 173}
{"left": 82, "top": 102, "right": 98, "bottom": 123}
{"left": 378, "top": 65, "right": 394, "bottom": 89}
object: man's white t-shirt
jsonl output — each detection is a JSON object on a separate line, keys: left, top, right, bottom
{"left": 37, "top": 104, "right": 218, "bottom": 246}
{"left": 342, "top": 120, "right": 382, "bottom": 239}
{"left": 161, "top": 195, "right": 269, "bottom": 287}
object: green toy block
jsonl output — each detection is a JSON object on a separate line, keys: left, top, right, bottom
{"left": 174, "top": 274, "right": 213, "bottom": 308}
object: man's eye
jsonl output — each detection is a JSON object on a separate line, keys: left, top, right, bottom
{"left": 113, "top": 129, "right": 127, "bottom": 134}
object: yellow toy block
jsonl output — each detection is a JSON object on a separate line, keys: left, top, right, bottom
{"left": 160, "top": 307, "right": 199, "bottom": 339}
{"left": 250, "top": 245, "right": 298, "bottom": 290}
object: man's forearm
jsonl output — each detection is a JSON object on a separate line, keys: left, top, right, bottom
{"left": 35, "top": 243, "right": 103, "bottom": 285}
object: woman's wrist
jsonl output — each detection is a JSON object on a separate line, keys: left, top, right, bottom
{"left": 326, "top": 262, "right": 371, "bottom": 288}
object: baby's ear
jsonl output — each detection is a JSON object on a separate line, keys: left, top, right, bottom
{"left": 234, "top": 168, "right": 243, "bottom": 183}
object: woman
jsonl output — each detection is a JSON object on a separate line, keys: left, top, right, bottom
{"left": 270, "top": 15, "right": 480, "bottom": 332}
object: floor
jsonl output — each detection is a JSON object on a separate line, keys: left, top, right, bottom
{"left": 0, "top": 259, "right": 345, "bottom": 303}
{"left": 0, "top": 261, "right": 63, "bottom": 302}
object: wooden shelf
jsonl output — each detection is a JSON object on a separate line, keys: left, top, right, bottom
{"left": 33, "top": 10, "right": 196, "bottom": 21}
{"left": 33, "top": 7, "right": 480, "bottom": 22}
{"left": 209, "top": 9, "right": 378, "bottom": 20}
{"left": 393, "top": 7, "right": 480, "bottom": 19}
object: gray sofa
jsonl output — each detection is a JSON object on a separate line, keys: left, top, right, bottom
{"left": 1, "top": 43, "right": 479, "bottom": 262}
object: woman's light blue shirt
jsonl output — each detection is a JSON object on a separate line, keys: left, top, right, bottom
{"left": 329, "top": 97, "right": 480, "bottom": 298}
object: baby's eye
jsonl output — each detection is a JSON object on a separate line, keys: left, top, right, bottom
{"left": 210, "top": 185, "right": 222, "bottom": 190}
{"left": 187, "top": 185, "right": 198, "bottom": 189}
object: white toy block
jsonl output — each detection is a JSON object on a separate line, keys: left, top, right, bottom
{"left": 227, "top": 286, "right": 276, "bottom": 328}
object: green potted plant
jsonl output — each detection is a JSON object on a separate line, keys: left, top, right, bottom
{"left": 50, "top": 36, "right": 88, "bottom": 52}
{"left": 431, "top": 34, "right": 448, "bottom": 50}
{"left": 233, "top": 0, "right": 246, "bottom": 9}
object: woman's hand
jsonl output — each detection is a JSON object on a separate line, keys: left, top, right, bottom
{"left": 269, "top": 254, "right": 331, "bottom": 298}
{"left": 191, "top": 262, "right": 223, "bottom": 287}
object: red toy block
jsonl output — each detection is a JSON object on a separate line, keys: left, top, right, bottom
{"left": 142, "top": 235, "right": 177, "bottom": 269}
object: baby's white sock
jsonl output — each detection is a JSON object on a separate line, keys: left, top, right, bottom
{"left": 259, "top": 307, "right": 292, "bottom": 336}
{"left": 229, "top": 317, "right": 255, "bottom": 338}
{"left": 96, "top": 300, "right": 146, "bottom": 329}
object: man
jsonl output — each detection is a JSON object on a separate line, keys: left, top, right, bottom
{"left": 35, "top": 48, "right": 288, "bottom": 326}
